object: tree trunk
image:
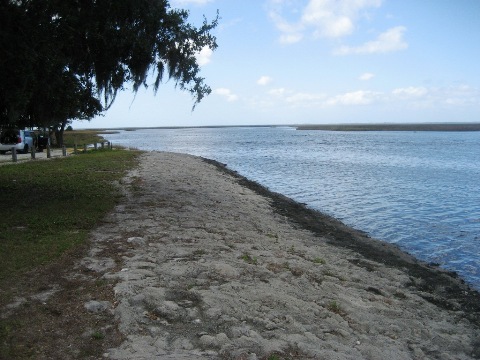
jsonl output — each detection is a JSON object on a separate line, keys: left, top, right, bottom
{"left": 54, "top": 120, "right": 68, "bottom": 147}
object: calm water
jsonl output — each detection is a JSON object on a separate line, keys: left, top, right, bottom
{"left": 103, "top": 127, "right": 480, "bottom": 289}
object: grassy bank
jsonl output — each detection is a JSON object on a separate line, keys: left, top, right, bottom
{"left": 0, "top": 149, "right": 139, "bottom": 289}
{"left": 62, "top": 129, "right": 119, "bottom": 147}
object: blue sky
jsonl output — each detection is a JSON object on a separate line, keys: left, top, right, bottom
{"left": 75, "top": 0, "right": 480, "bottom": 129}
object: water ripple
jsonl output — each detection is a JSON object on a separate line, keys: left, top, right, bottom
{"left": 104, "top": 127, "right": 480, "bottom": 289}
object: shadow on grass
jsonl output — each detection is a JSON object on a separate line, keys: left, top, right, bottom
{"left": 0, "top": 149, "right": 139, "bottom": 288}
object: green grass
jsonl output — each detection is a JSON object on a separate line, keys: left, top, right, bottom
{"left": 240, "top": 253, "right": 258, "bottom": 265}
{"left": 91, "top": 330, "right": 105, "bottom": 340}
{"left": 313, "top": 257, "right": 326, "bottom": 265}
{"left": 268, "top": 355, "right": 281, "bottom": 360}
{"left": 327, "top": 300, "right": 343, "bottom": 314}
{"left": 0, "top": 149, "right": 139, "bottom": 286}
{"left": 62, "top": 130, "right": 116, "bottom": 147}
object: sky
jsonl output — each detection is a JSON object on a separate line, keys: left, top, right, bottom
{"left": 74, "top": 0, "right": 480, "bottom": 129}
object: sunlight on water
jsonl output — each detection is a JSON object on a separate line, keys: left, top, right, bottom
{"left": 104, "top": 127, "right": 480, "bottom": 289}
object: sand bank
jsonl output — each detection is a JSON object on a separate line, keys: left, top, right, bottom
{"left": 84, "top": 152, "right": 479, "bottom": 359}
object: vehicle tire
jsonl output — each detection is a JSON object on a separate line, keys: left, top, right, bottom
{"left": 23, "top": 144, "right": 29, "bottom": 154}
{"left": 0, "top": 151, "right": 6, "bottom": 155}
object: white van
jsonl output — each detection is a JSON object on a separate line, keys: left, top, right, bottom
{"left": 0, "top": 129, "right": 35, "bottom": 154}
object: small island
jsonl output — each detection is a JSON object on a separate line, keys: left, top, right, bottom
{"left": 297, "top": 123, "right": 480, "bottom": 131}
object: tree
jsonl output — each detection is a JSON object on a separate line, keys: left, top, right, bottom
{"left": 0, "top": 0, "right": 218, "bottom": 132}
{"left": 0, "top": 0, "right": 36, "bottom": 126}
{"left": 47, "top": 0, "right": 218, "bottom": 109}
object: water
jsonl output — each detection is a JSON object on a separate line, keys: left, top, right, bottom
{"left": 103, "top": 127, "right": 480, "bottom": 289}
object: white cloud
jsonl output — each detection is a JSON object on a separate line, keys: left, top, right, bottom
{"left": 196, "top": 46, "right": 213, "bottom": 66}
{"left": 265, "top": 83, "right": 479, "bottom": 111}
{"left": 325, "top": 90, "right": 382, "bottom": 106}
{"left": 286, "top": 92, "right": 327, "bottom": 105}
{"left": 334, "top": 26, "right": 408, "bottom": 55}
{"left": 443, "top": 85, "right": 479, "bottom": 106}
{"left": 257, "top": 76, "right": 273, "bottom": 86}
{"left": 267, "top": 87, "right": 379, "bottom": 107}
{"left": 268, "top": 0, "right": 382, "bottom": 43}
{"left": 359, "top": 72, "right": 375, "bottom": 81}
{"left": 268, "top": 10, "right": 304, "bottom": 44}
{"left": 214, "top": 88, "right": 238, "bottom": 102}
{"left": 389, "top": 85, "right": 480, "bottom": 108}
{"left": 301, "top": 2, "right": 354, "bottom": 38}
{"left": 392, "top": 86, "right": 428, "bottom": 98}
{"left": 392, "top": 84, "right": 480, "bottom": 111}
{"left": 265, "top": 86, "right": 326, "bottom": 107}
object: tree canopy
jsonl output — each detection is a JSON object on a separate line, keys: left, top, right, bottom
{"left": 0, "top": 0, "right": 218, "bottom": 129}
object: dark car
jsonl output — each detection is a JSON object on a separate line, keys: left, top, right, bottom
{"left": 36, "top": 133, "right": 50, "bottom": 152}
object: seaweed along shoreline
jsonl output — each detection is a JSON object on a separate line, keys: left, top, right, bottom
{"left": 99, "top": 151, "right": 479, "bottom": 359}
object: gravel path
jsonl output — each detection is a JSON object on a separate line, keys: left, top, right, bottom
{"left": 0, "top": 149, "right": 67, "bottom": 164}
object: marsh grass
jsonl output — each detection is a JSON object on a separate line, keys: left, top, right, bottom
{"left": 0, "top": 149, "right": 139, "bottom": 289}
{"left": 62, "top": 130, "right": 117, "bottom": 147}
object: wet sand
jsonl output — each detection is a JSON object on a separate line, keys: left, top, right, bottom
{"left": 84, "top": 151, "right": 479, "bottom": 359}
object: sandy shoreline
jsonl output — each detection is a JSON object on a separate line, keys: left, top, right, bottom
{"left": 5, "top": 151, "right": 477, "bottom": 358}
{"left": 74, "top": 151, "right": 478, "bottom": 359}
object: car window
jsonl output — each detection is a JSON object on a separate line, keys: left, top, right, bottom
{"left": 0, "top": 129, "right": 20, "bottom": 144}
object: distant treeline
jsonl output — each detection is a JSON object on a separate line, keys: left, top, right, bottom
{"left": 296, "top": 123, "right": 480, "bottom": 132}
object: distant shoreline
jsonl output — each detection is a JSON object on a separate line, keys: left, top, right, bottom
{"left": 296, "top": 123, "right": 480, "bottom": 132}
{"left": 86, "top": 123, "right": 480, "bottom": 132}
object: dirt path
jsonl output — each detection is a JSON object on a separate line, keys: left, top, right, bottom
{"left": 2, "top": 151, "right": 479, "bottom": 359}
{"left": 0, "top": 149, "right": 68, "bottom": 165}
